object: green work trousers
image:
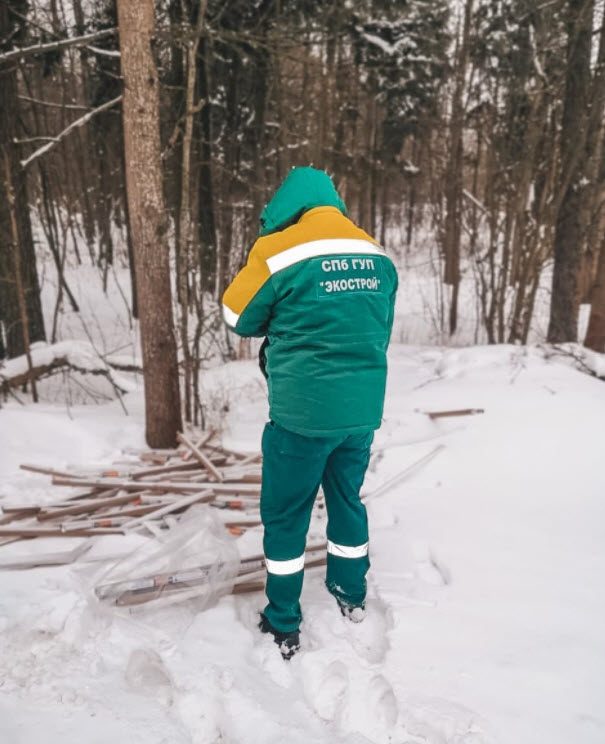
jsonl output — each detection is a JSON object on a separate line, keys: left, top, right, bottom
{"left": 260, "top": 420, "right": 373, "bottom": 632}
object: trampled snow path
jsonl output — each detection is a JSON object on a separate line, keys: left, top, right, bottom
{"left": 0, "top": 344, "right": 604, "bottom": 744}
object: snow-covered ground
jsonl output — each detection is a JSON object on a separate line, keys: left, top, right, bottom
{"left": 1, "top": 343, "right": 604, "bottom": 744}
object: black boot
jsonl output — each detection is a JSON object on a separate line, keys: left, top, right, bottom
{"left": 258, "top": 613, "right": 300, "bottom": 660}
{"left": 337, "top": 600, "right": 366, "bottom": 623}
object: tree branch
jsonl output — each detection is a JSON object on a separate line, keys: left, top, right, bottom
{"left": 0, "top": 356, "right": 129, "bottom": 396}
{"left": 18, "top": 95, "right": 90, "bottom": 111}
{"left": 20, "top": 95, "right": 122, "bottom": 169}
{"left": 0, "top": 28, "right": 118, "bottom": 65}
{"left": 85, "top": 45, "right": 121, "bottom": 58}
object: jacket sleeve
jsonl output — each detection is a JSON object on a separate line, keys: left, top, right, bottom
{"left": 222, "top": 242, "right": 276, "bottom": 337}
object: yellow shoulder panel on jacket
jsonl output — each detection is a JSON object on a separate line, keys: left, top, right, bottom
{"left": 253, "top": 207, "right": 380, "bottom": 262}
{"left": 222, "top": 207, "right": 381, "bottom": 322}
{"left": 222, "top": 243, "right": 270, "bottom": 317}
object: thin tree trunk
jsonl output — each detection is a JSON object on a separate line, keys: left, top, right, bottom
{"left": 116, "top": 0, "right": 182, "bottom": 447}
{"left": 178, "top": 0, "right": 207, "bottom": 424}
{"left": 0, "top": 5, "right": 46, "bottom": 359}
{"left": 579, "top": 14, "right": 605, "bottom": 302}
{"left": 71, "top": 0, "right": 96, "bottom": 253}
{"left": 547, "top": 0, "right": 594, "bottom": 342}
{"left": 196, "top": 36, "right": 217, "bottom": 295}
{"left": 39, "top": 166, "right": 79, "bottom": 313}
{"left": 443, "top": 0, "right": 473, "bottom": 336}
{"left": 3, "top": 149, "right": 37, "bottom": 402}
{"left": 122, "top": 152, "right": 138, "bottom": 319}
{"left": 584, "top": 232, "right": 605, "bottom": 351}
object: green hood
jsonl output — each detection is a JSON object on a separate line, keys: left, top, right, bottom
{"left": 259, "top": 167, "right": 347, "bottom": 237}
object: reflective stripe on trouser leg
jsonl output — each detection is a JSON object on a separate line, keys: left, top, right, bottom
{"left": 265, "top": 554, "right": 305, "bottom": 575}
{"left": 264, "top": 552, "right": 306, "bottom": 634}
{"left": 327, "top": 540, "right": 369, "bottom": 559}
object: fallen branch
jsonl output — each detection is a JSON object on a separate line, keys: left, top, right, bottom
{"left": 52, "top": 476, "right": 259, "bottom": 496}
{"left": 424, "top": 408, "right": 484, "bottom": 420}
{"left": 131, "top": 461, "right": 204, "bottom": 480}
{"left": 20, "top": 463, "right": 85, "bottom": 478}
{"left": 544, "top": 343, "right": 605, "bottom": 380}
{"left": 0, "top": 509, "right": 37, "bottom": 525}
{"left": 363, "top": 444, "right": 445, "bottom": 502}
{"left": 37, "top": 490, "right": 135, "bottom": 522}
{"left": 177, "top": 432, "right": 223, "bottom": 481}
{"left": 121, "top": 490, "right": 215, "bottom": 530}
{"left": 1, "top": 343, "right": 130, "bottom": 396}
{"left": 4, "top": 432, "right": 264, "bottom": 571}
{"left": 0, "top": 526, "right": 124, "bottom": 538}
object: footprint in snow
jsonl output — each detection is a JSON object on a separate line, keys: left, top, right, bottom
{"left": 301, "top": 658, "right": 349, "bottom": 722}
{"left": 311, "top": 667, "right": 400, "bottom": 742}
{"left": 302, "top": 578, "right": 393, "bottom": 665}
{"left": 345, "top": 593, "right": 393, "bottom": 664}
{"left": 397, "top": 694, "right": 499, "bottom": 744}
{"left": 411, "top": 540, "right": 452, "bottom": 587}
{"left": 366, "top": 674, "right": 399, "bottom": 729}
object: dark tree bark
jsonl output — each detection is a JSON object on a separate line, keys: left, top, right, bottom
{"left": 443, "top": 0, "right": 473, "bottom": 336}
{"left": 547, "top": 0, "right": 594, "bottom": 343}
{"left": 583, "top": 13, "right": 605, "bottom": 348}
{"left": 3, "top": 148, "right": 38, "bottom": 400}
{"left": 584, "top": 232, "right": 605, "bottom": 351}
{"left": 116, "top": 0, "right": 182, "bottom": 447}
{"left": 196, "top": 36, "right": 217, "bottom": 295}
{"left": 0, "top": 2, "right": 46, "bottom": 360}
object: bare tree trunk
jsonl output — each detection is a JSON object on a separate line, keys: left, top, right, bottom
{"left": 0, "top": 3, "right": 45, "bottom": 359}
{"left": 123, "top": 154, "right": 138, "bottom": 320}
{"left": 3, "top": 149, "right": 37, "bottom": 401}
{"left": 581, "top": 14, "right": 605, "bottom": 330}
{"left": 178, "top": 0, "right": 207, "bottom": 424}
{"left": 584, "top": 231, "right": 605, "bottom": 351}
{"left": 71, "top": 0, "right": 97, "bottom": 254}
{"left": 197, "top": 36, "right": 217, "bottom": 295}
{"left": 443, "top": 0, "right": 473, "bottom": 336}
{"left": 116, "top": 0, "right": 182, "bottom": 447}
{"left": 547, "top": 0, "right": 594, "bottom": 342}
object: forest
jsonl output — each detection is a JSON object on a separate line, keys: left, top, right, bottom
{"left": 1, "top": 0, "right": 605, "bottom": 435}
{"left": 1, "top": 4, "right": 604, "bottom": 741}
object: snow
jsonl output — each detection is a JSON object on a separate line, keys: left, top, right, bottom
{"left": 3, "top": 340, "right": 110, "bottom": 377}
{"left": 359, "top": 31, "right": 406, "bottom": 57}
{"left": 1, "top": 344, "right": 604, "bottom": 743}
{"left": 1, "top": 339, "right": 136, "bottom": 395}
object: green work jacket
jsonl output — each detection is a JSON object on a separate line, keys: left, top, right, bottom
{"left": 222, "top": 206, "right": 398, "bottom": 437}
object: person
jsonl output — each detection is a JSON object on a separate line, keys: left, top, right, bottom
{"left": 222, "top": 167, "right": 398, "bottom": 659}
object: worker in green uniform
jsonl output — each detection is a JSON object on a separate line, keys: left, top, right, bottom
{"left": 222, "top": 167, "right": 398, "bottom": 659}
